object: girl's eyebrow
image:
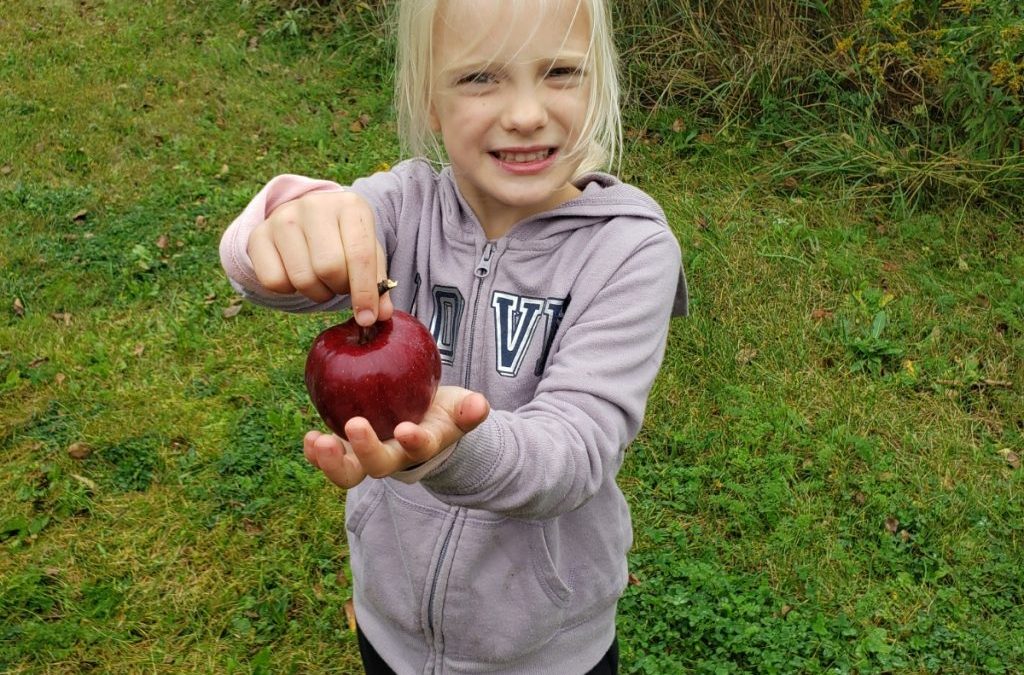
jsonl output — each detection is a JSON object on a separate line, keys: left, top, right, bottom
{"left": 442, "top": 51, "right": 590, "bottom": 75}
{"left": 440, "top": 61, "right": 498, "bottom": 77}
{"left": 544, "top": 51, "right": 589, "bottom": 62}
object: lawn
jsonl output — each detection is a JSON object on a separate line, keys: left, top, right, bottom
{"left": 1, "top": 1, "right": 1022, "bottom": 673}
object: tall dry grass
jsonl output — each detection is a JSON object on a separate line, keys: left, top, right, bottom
{"left": 251, "top": 0, "right": 1024, "bottom": 211}
{"left": 613, "top": 1, "right": 860, "bottom": 121}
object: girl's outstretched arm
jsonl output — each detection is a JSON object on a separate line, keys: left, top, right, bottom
{"left": 415, "top": 228, "right": 682, "bottom": 521}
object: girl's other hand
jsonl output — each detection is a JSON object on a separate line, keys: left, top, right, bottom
{"left": 303, "top": 387, "right": 491, "bottom": 488}
{"left": 247, "top": 190, "right": 393, "bottom": 326}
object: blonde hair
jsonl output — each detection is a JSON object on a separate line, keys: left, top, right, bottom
{"left": 394, "top": 0, "right": 622, "bottom": 176}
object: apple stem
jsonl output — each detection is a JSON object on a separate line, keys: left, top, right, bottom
{"left": 355, "top": 280, "right": 394, "bottom": 345}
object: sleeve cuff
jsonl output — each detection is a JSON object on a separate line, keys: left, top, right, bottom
{"left": 412, "top": 416, "right": 507, "bottom": 494}
{"left": 390, "top": 442, "right": 460, "bottom": 484}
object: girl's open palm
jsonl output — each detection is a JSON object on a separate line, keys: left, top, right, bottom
{"left": 302, "top": 386, "right": 490, "bottom": 489}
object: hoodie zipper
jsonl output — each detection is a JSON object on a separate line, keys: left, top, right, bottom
{"left": 462, "top": 241, "right": 497, "bottom": 388}
{"left": 425, "top": 242, "right": 497, "bottom": 664}
{"left": 427, "top": 515, "right": 456, "bottom": 637}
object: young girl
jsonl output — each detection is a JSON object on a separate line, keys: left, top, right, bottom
{"left": 220, "top": 0, "right": 686, "bottom": 672}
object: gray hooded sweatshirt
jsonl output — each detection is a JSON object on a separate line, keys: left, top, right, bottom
{"left": 220, "top": 159, "right": 686, "bottom": 674}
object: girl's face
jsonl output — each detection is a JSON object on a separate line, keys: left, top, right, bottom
{"left": 429, "top": 0, "right": 591, "bottom": 238}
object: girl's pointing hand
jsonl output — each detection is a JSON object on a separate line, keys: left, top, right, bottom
{"left": 248, "top": 190, "right": 393, "bottom": 326}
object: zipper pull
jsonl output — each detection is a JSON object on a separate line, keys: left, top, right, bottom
{"left": 475, "top": 242, "right": 497, "bottom": 278}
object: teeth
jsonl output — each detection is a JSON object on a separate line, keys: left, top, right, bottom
{"left": 497, "top": 150, "right": 550, "bottom": 163}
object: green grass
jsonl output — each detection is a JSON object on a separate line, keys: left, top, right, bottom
{"left": 2, "top": 1, "right": 1022, "bottom": 673}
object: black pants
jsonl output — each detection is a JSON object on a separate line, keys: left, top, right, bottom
{"left": 357, "top": 627, "right": 619, "bottom": 674}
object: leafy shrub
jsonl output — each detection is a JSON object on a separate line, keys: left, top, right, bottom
{"left": 799, "top": 0, "right": 1024, "bottom": 209}
{"left": 842, "top": 0, "right": 1023, "bottom": 159}
{"left": 615, "top": 0, "right": 1024, "bottom": 209}
{"left": 613, "top": 1, "right": 858, "bottom": 120}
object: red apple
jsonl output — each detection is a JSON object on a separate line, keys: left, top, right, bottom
{"left": 305, "top": 310, "right": 441, "bottom": 441}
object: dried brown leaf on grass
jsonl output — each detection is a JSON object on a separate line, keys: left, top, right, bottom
{"left": 811, "top": 308, "right": 834, "bottom": 321}
{"left": 223, "top": 297, "right": 244, "bottom": 319}
{"left": 67, "top": 442, "right": 93, "bottom": 459}
{"left": 349, "top": 113, "right": 372, "bottom": 133}
{"left": 736, "top": 347, "right": 758, "bottom": 365}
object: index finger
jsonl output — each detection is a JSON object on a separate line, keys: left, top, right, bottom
{"left": 304, "top": 431, "right": 367, "bottom": 489}
{"left": 339, "top": 201, "right": 381, "bottom": 326}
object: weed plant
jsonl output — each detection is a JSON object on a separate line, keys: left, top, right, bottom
{"left": 615, "top": 0, "right": 1024, "bottom": 211}
{"left": 2, "top": 0, "right": 1022, "bottom": 673}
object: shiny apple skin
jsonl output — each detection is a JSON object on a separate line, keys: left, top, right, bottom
{"left": 305, "top": 310, "right": 442, "bottom": 441}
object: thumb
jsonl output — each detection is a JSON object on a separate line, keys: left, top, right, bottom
{"left": 454, "top": 392, "right": 489, "bottom": 433}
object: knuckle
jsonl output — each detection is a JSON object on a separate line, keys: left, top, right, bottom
{"left": 255, "top": 268, "right": 291, "bottom": 294}
{"left": 336, "top": 190, "right": 369, "bottom": 210}
{"left": 269, "top": 202, "right": 301, "bottom": 226}
{"left": 274, "top": 217, "right": 303, "bottom": 237}
{"left": 288, "top": 270, "right": 321, "bottom": 294}
{"left": 310, "top": 255, "right": 343, "bottom": 280}
{"left": 350, "top": 289, "right": 375, "bottom": 308}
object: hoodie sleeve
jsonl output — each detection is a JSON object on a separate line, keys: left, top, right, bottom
{"left": 415, "top": 226, "right": 683, "bottom": 520}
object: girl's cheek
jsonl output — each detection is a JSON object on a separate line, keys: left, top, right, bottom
{"left": 550, "top": 93, "right": 586, "bottom": 123}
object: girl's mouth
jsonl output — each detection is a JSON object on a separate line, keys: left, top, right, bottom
{"left": 492, "top": 148, "right": 555, "bottom": 163}
{"left": 490, "top": 148, "right": 558, "bottom": 174}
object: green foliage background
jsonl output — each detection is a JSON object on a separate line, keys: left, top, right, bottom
{"left": 264, "top": 0, "right": 1024, "bottom": 210}
{"left": 1, "top": 0, "right": 1022, "bottom": 673}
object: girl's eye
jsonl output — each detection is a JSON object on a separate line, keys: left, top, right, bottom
{"left": 547, "top": 66, "right": 584, "bottom": 80}
{"left": 457, "top": 72, "right": 497, "bottom": 86}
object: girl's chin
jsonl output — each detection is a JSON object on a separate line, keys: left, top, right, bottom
{"left": 489, "top": 185, "right": 579, "bottom": 212}
{"left": 455, "top": 168, "right": 580, "bottom": 213}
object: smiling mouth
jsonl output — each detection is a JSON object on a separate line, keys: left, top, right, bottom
{"left": 491, "top": 148, "right": 556, "bottom": 163}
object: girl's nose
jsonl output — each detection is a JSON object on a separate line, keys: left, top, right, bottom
{"left": 501, "top": 85, "right": 548, "bottom": 133}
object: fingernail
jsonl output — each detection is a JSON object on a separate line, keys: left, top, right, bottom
{"left": 356, "top": 309, "right": 375, "bottom": 326}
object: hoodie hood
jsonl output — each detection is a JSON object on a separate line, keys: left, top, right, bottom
{"left": 433, "top": 164, "right": 670, "bottom": 245}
